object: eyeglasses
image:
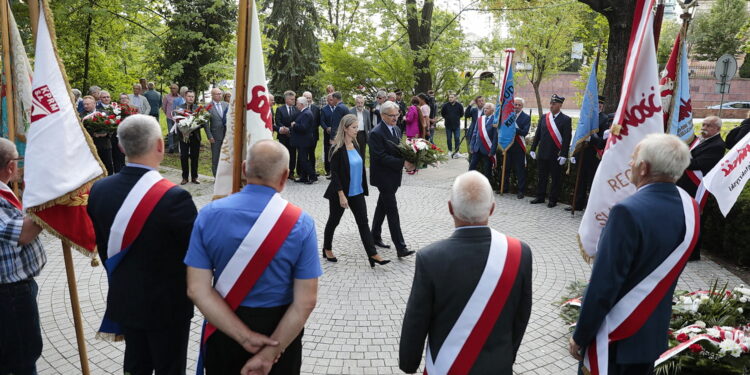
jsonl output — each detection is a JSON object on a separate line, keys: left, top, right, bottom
{"left": 5, "top": 157, "right": 22, "bottom": 167}
{"left": 383, "top": 113, "right": 399, "bottom": 118}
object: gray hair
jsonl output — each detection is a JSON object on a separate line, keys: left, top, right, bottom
{"left": 635, "top": 133, "right": 691, "bottom": 181}
{"left": 179, "top": 86, "right": 188, "bottom": 95}
{"left": 380, "top": 100, "right": 400, "bottom": 115}
{"left": 117, "top": 115, "right": 163, "bottom": 158}
{"left": 703, "top": 116, "right": 723, "bottom": 130}
{"left": 99, "top": 90, "right": 110, "bottom": 98}
{"left": 0, "top": 138, "right": 17, "bottom": 167}
{"left": 387, "top": 92, "right": 397, "bottom": 100}
{"left": 72, "top": 89, "right": 81, "bottom": 99}
{"left": 296, "top": 97, "right": 308, "bottom": 106}
{"left": 450, "top": 171, "right": 494, "bottom": 223}
{"left": 88, "top": 86, "right": 101, "bottom": 94}
{"left": 515, "top": 97, "right": 525, "bottom": 106}
{"left": 483, "top": 102, "right": 495, "bottom": 111}
{"left": 376, "top": 90, "right": 386, "bottom": 99}
{"left": 245, "top": 140, "right": 289, "bottom": 182}
{"left": 302, "top": 91, "right": 313, "bottom": 98}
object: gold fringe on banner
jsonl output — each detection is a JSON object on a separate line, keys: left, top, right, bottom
{"left": 577, "top": 234, "right": 594, "bottom": 264}
{"left": 94, "top": 331, "right": 124, "bottom": 342}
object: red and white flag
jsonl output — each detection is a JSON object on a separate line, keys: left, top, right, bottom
{"left": 703, "top": 130, "right": 750, "bottom": 217}
{"left": 23, "top": 5, "right": 105, "bottom": 256}
{"left": 213, "top": 0, "right": 273, "bottom": 199}
{"left": 578, "top": 0, "right": 664, "bottom": 259}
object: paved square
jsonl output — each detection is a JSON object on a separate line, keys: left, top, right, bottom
{"left": 34, "top": 158, "right": 743, "bottom": 374}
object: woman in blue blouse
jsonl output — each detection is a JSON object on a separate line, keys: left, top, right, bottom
{"left": 323, "top": 115, "right": 391, "bottom": 267}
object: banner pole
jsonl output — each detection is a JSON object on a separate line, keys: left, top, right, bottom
{"left": 570, "top": 147, "right": 585, "bottom": 216}
{"left": 0, "top": 0, "right": 18, "bottom": 197}
{"left": 231, "top": 0, "right": 251, "bottom": 193}
{"left": 499, "top": 151, "right": 507, "bottom": 195}
{"left": 62, "top": 241, "right": 91, "bottom": 375}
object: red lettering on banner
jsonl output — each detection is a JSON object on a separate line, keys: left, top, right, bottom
{"left": 31, "top": 85, "right": 60, "bottom": 122}
{"left": 246, "top": 85, "right": 273, "bottom": 131}
{"left": 607, "top": 169, "right": 633, "bottom": 192}
{"left": 610, "top": 87, "right": 662, "bottom": 145}
{"left": 721, "top": 144, "right": 750, "bottom": 177}
{"left": 595, "top": 211, "right": 609, "bottom": 226}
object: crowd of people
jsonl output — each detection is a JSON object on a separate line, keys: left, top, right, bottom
{"left": 2, "top": 75, "right": 750, "bottom": 375}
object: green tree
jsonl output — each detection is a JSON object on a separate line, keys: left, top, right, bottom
{"left": 689, "top": 0, "right": 749, "bottom": 60}
{"left": 160, "top": 0, "right": 237, "bottom": 92}
{"left": 262, "top": 0, "right": 321, "bottom": 95}
{"left": 657, "top": 20, "right": 681, "bottom": 68}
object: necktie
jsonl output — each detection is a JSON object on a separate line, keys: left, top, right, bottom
{"left": 391, "top": 127, "right": 397, "bottom": 138}
{"left": 216, "top": 102, "right": 222, "bottom": 116}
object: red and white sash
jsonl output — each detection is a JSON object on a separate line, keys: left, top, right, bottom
{"left": 424, "top": 230, "right": 522, "bottom": 375}
{"left": 477, "top": 115, "right": 496, "bottom": 166}
{"left": 583, "top": 188, "right": 700, "bottom": 375}
{"left": 545, "top": 112, "right": 562, "bottom": 149}
{"left": 685, "top": 170, "right": 708, "bottom": 212}
{"left": 689, "top": 137, "right": 700, "bottom": 151}
{"left": 202, "top": 193, "right": 302, "bottom": 344}
{"left": 0, "top": 183, "right": 22, "bottom": 211}
{"left": 107, "top": 170, "right": 176, "bottom": 261}
{"left": 515, "top": 135, "right": 527, "bottom": 154}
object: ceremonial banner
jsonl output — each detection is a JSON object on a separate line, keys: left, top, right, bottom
{"left": 578, "top": 0, "right": 664, "bottom": 259}
{"left": 497, "top": 48, "right": 517, "bottom": 152}
{"left": 213, "top": 0, "right": 272, "bottom": 199}
{"left": 659, "top": 33, "right": 693, "bottom": 142}
{"left": 1, "top": 7, "right": 32, "bottom": 160}
{"left": 703, "top": 130, "right": 750, "bottom": 217}
{"left": 570, "top": 61, "right": 599, "bottom": 156}
{"left": 23, "top": 4, "right": 105, "bottom": 256}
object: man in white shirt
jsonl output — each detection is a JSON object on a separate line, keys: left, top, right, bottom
{"left": 208, "top": 88, "right": 227, "bottom": 176}
{"left": 350, "top": 95, "right": 372, "bottom": 159}
{"left": 127, "top": 84, "right": 151, "bottom": 115}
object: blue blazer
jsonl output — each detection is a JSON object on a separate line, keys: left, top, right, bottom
{"left": 470, "top": 114, "right": 498, "bottom": 156}
{"left": 329, "top": 102, "right": 349, "bottom": 136}
{"left": 321, "top": 105, "right": 333, "bottom": 132}
{"left": 465, "top": 106, "right": 480, "bottom": 148}
{"left": 368, "top": 122, "right": 404, "bottom": 192}
{"left": 290, "top": 108, "right": 315, "bottom": 148}
{"left": 573, "top": 183, "right": 689, "bottom": 364}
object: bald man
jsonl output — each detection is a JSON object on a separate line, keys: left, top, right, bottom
{"left": 400, "top": 171, "right": 532, "bottom": 374}
{"left": 186, "top": 140, "right": 321, "bottom": 375}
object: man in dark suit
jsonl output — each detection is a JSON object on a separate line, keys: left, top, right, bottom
{"left": 274, "top": 90, "right": 299, "bottom": 179}
{"left": 369, "top": 101, "right": 415, "bottom": 258}
{"left": 570, "top": 134, "right": 695, "bottom": 375}
{"left": 303, "top": 91, "right": 321, "bottom": 176}
{"left": 468, "top": 103, "right": 498, "bottom": 181}
{"left": 400, "top": 171, "right": 532, "bottom": 374}
{"left": 87, "top": 115, "right": 197, "bottom": 375}
{"left": 503, "top": 97, "right": 531, "bottom": 199}
{"left": 329, "top": 91, "right": 349, "bottom": 137}
{"left": 290, "top": 97, "right": 316, "bottom": 184}
{"left": 567, "top": 96, "right": 607, "bottom": 211}
{"left": 350, "top": 95, "right": 372, "bottom": 159}
{"left": 371, "top": 90, "right": 387, "bottom": 126}
{"left": 321, "top": 94, "right": 334, "bottom": 177}
{"left": 208, "top": 88, "right": 228, "bottom": 176}
{"left": 464, "top": 95, "right": 485, "bottom": 160}
{"left": 726, "top": 116, "right": 750, "bottom": 149}
{"left": 676, "top": 116, "right": 726, "bottom": 260}
{"left": 529, "top": 94, "right": 572, "bottom": 208}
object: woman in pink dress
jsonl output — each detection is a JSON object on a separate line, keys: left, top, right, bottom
{"left": 405, "top": 96, "right": 421, "bottom": 139}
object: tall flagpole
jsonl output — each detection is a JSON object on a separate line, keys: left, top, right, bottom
{"left": 1, "top": 0, "right": 18, "bottom": 197}
{"left": 28, "top": 1, "right": 90, "bottom": 373}
{"left": 231, "top": 0, "right": 251, "bottom": 193}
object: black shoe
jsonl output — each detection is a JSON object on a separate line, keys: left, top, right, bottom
{"left": 294, "top": 178, "right": 307, "bottom": 183}
{"left": 547, "top": 202, "right": 557, "bottom": 208}
{"left": 373, "top": 239, "right": 391, "bottom": 249}
{"left": 304, "top": 179, "right": 314, "bottom": 185}
{"left": 530, "top": 198, "right": 544, "bottom": 204}
{"left": 326, "top": 175, "right": 332, "bottom": 180}
{"left": 191, "top": 179, "right": 200, "bottom": 184}
{"left": 516, "top": 193, "right": 524, "bottom": 199}
{"left": 322, "top": 249, "right": 337, "bottom": 262}
{"left": 368, "top": 256, "right": 391, "bottom": 268}
{"left": 564, "top": 206, "right": 584, "bottom": 212}
{"left": 397, "top": 249, "right": 415, "bottom": 258}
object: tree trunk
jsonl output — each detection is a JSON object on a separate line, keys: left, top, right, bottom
{"left": 602, "top": 11, "right": 633, "bottom": 113}
{"left": 533, "top": 80, "right": 543, "bottom": 118}
{"left": 82, "top": 10, "right": 93, "bottom": 90}
{"left": 406, "top": 0, "right": 433, "bottom": 94}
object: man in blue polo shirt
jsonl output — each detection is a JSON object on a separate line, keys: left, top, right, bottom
{"left": 185, "top": 140, "right": 322, "bottom": 375}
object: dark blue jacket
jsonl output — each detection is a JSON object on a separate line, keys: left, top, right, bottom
{"left": 368, "top": 122, "right": 404, "bottom": 192}
{"left": 530, "top": 111, "right": 572, "bottom": 159}
{"left": 87, "top": 166, "right": 197, "bottom": 329}
{"left": 290, "top": 107, "right": 315, "bottom": 148}
{"left": 274, "top": 104, "right": 298, "bottom": 139}
{"left": 327, "top": 102, "right": 349, "bottom": 136}
{"left": 573, "top": 183, "right": 689, "bottom": 364}
{"left": 507, "top": 111, "right": 531, "bottom": 154}
{"left": 470, "top": 114, "right": 498, "bottom": 156}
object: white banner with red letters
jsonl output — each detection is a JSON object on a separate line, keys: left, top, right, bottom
{"left": 703, "top": 130, "right": 750, "bottom": 217}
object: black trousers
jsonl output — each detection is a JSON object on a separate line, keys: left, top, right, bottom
{"left": 503, "top": 147, "right": 527, "bottom": 194}
{"left": 469, "top": 152, "right": 493, "bottom": 181}
{"left": 323, "top": 132, "right": 331, "bottom": 173}
{"left": 324, "top": 193, "right": 376, "bottom": 257}
{"left": 573, "top": 156, "right": 598, "bottom": 209}
{"left": 536, "top": 158, "right": 563, "bottom": 203}
{"left": 0, "top": 279, "right": 42, "bottom": 375}
{"left": 111, "top": 134, "right": 125, "bottom": 173}
{"left": 295, "top": 146, "right": 316, "bottom": 181}
{"left": 179, "top": 133, "right": 200, "bottom": 180}
{"left": 93, "top": 136, "right": 113, "bottom": 176}
{"left": 308, "top": 136, "right": 318, "bottom": 174}
{"left": 205, "top": 305, "right": 302, "bottom": 375}
{"left": 122, "top": 318, "right": 191, "bottom": 375}
{"left": 371, "top": 187, "right": 407, "bottom": 251}
{"left": 356, "top": 131, "right": 367, "bottom": 160}
{"left": 278, "top": 135, "right": 296, "bottom": 176}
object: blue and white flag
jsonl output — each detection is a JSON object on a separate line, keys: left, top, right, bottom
{"left": 667, "top": 37, "right": 693, "bottom": 142}
{"left": 571, "top": 61, "right": 600, "bottom": 156}
{"left": 496, "top": 49, "right": 516, "bottom": 152}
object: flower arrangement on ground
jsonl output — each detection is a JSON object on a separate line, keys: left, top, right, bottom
{"left": 173, "top": 104, "right": 212, "bottom": 142}
{"left": 556, "top": 281, "right": 750, "bottom": 374}
{"left": 393, "top": 138, "right": 448, "bottom": 169}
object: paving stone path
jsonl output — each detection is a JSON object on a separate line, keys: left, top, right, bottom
{"left": 35, "top": 158, "right": 743, "bottom": 374}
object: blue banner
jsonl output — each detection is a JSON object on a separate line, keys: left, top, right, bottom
{"left": 497, "top": 58, "right": 517, "bottom": 152}
{"left": 571, "top": 63, "right": 599, "bottom": 155}
{"left": 668, "top": 38, "right": 693, "bottom": 142}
